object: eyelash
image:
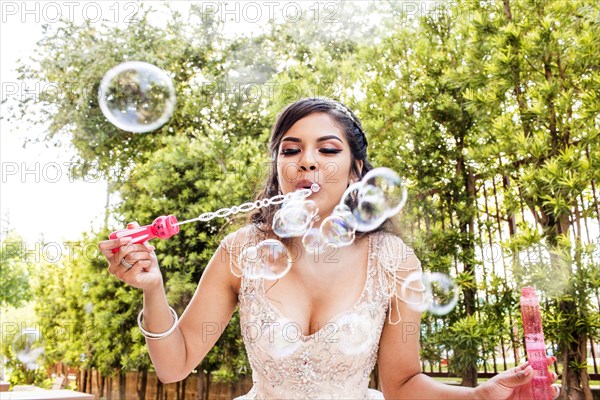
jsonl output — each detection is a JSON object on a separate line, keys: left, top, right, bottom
{"left": 280, "top": 148, "right": 342, "bottom": 156}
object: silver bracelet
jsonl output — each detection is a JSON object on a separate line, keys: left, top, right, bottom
{"left": 138, "top": 307, "right": 179, "bottom": 340}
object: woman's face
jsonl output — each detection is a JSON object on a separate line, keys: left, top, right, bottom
{"left": 276, "top": 112, "right": 361, "bottom": 219}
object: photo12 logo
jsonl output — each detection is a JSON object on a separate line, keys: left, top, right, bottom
{"left": 1, "top": 1, "right": 140, "bottom": 24}
{"left": 392, "top": 1, "right": 475, "bottom": 23}
{"left": 192, "top": 1, "right": 340, "bottom": 24}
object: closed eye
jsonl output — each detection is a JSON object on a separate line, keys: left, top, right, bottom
{"left": 280, "top": 148, "right": 300, "bottom": 156}
{"left": 320, "top": 148, "right": 342, "bottom": 154}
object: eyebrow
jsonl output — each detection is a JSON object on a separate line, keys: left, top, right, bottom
{"left": 281, "top": 135, "right": 343, "bottom": 144}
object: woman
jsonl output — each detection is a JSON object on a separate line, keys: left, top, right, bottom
{"left": 99, "top": 98, "right": 558, "bottom": 399}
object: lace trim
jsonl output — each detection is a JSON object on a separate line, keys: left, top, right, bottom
{"left": 376, "top": 233, "right": 424, "bottom": 324}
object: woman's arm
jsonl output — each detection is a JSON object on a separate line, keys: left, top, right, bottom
{"left": 376, "top": 252, "right": 478, "bottom": 399}
{"left": 101, "top": 231, "right": 241, "bottom": 384}
{"left": 143, "top": 237, "right": 239, "bottom": 383}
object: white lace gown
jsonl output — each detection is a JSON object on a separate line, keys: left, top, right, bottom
{"left": 224, "top": 225, "right": 419, "bottom": 400}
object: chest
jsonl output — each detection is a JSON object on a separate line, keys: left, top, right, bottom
{"left": 261, "top": 237, "right": 371, "bottom": 336}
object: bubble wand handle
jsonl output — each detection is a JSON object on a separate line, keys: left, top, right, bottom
{"left": 108, "top": 188, "right": 315, "bottom": 251}
{"left": 520, "top": 287, "right": 554, "bottom": 400}
{"left": 109, "top": 215, "right": 180, "bottom": 253}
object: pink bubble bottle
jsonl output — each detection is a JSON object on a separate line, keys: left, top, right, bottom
{"left": 520, "top": 286, "right": 553, "bottom": 400}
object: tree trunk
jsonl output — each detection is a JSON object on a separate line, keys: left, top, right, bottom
{"left": 99, "top": 374, "right": 105, "bottom": 398}
{"left": 578, "top": 334, "right": 594, "bottom": 400}
{"left": 107, "top": 375, "right": 113, "bottom": 400}
{"left": 460, "top": 368, "right": 478, "bottom": 388}
{"left": 205, "top": 373, "right": 211, "bottom": 400}
{"left": 81, "top": 368, "right": 87, "bottom": 393}
{"left": 557, "top": 298, "right": 591, "bottom": 400}
{"left": 88, "top": 369, "right": 93, "bottom": 394}
{"left": 119, "top": 370, "right": 126, "bottom": 400}
{"left": 155, "top": 379, "right": 163, "bottom": 400}
{"left": 197, "top": 371, "right": 204, "bottom": 400}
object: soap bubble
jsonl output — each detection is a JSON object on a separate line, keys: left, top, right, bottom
{"left": 12, "top": 328, "right": 45, "bottom": 370}
{"left": 98, "top": 61, "right": 176, "bottom": 133}
{"left": 341, "top": 168, "right": 407, "bottom": 232}
{"left": 320, "top": 205, "right": 356, "bottom": 247}
{"left": 400, "top": 271, "right": 459, "bottom": 316}
{"left": 240, "top": 239, "right": 292, "bottom": 280}
{"left": 81, "top": 283, "right": 90, "bottom": 292}
{"left": 302, "top": 227, "right": 327, "bottom": 254}
{"left": 362, "top": 167, "right": 407, "bottom": 216}
{"left": 342, "top": 182, "right": 387, "bottom": 231}
{"left": 273, "top": 199, "right": 318, "bottom": 238}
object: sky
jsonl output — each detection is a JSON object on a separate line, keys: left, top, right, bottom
{"left": 1, "top": 3, "right": 108, "bottom": 244}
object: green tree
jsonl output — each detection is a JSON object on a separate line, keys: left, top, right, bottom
{"left": 460, "top": 0, "right": 600, "bottom": 397}
{"left": 0, "top": 232, "right": 32, "bottom": 308}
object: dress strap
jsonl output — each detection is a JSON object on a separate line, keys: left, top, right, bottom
{"left": 375, "top": 232, "right": 423, "bottom": 324}
{"left": 221, "top": 225, "right": 267, "bottom": 293}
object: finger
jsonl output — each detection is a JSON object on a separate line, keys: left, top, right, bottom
{"left": 114, "top": 251, "right": 153, "bottom": 279}
{"left": 551, "top": 384, "right": 561, "bottom": 399}
{"left": 499, "top": 365, "right": 534, "bottom": 388}
{"left": 99, "top": 237, "right": 132, "bottom": 258}
{"left": 117, "top": 242, "right": 154, "bottom": 260}
{"left": 549, "top": 371, "right": 558, "bottom": 383}
{"left": 114, "top": 257, "right": 142, "bottom": 280}
{"left": 108, "top": 256, "right": 135, "bottom": 275}
{"left": 108, "top": 241, "right": 156, "bottom": 275}
{"left": 547, "top": 355, "right": 557, "bottom": 366}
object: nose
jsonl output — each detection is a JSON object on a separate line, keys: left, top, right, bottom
{"left": 299, "top": 156, "right": 318, "bottom": 171}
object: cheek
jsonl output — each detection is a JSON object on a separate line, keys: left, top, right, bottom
{"left": 322, "top": 159, "right": 352, "bottom": 184}
{"left": 277, "top": 161, "right": 300, "bottom": 186}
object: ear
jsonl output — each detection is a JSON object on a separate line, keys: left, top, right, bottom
{"left": 354, "top": 160, "right": 363, "bottom": 179}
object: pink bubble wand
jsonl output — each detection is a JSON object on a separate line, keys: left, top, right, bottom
{"left": 108, "top": 186, "right": 319, "bottom": 252}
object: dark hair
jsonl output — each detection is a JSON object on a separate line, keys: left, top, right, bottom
{"left": 249, "top": 97, "right": 393, "bottom": 235}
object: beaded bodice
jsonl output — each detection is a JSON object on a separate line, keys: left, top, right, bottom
{"left": 225, "top": 225, "right": 419, "bottom": 400}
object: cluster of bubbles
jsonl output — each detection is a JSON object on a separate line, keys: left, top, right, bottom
{"left": 236, "top": 167, "right": 458, "bottom": 315}
{"left": 98, "top": 61, "right": 176, "bottom": 133}
{"left": 238, "top": 167, "right": 406, "bottom": 279}
{"left": 98, "top": 62, "right": 459, "bottom": 315}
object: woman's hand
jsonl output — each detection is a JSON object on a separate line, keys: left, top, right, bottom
{"left": 98, "top": 222, "right": 163, "bottom": 291}
{"left": 475, "top": 356, "right": 560, "bottom": 400}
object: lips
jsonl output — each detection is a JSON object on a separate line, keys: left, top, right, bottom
{"left": 295, "top": 179, "right": 317, "bottom": 190}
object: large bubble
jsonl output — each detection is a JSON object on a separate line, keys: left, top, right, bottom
{"left": 272, "top": 199, "right": 318, "bottom": 238}
{"left": 400, "top": 271, "right": 459, "bottom": 316}
{"left": 98, "top": 61, "right": 176, "bottom": 133}
{"left": 342, "top": 182, "right": 387, "bottom": 231}
{"left": 319, "top": 205, "right": 356, "bottom": 247}
{"left": 12, "top": 328, "right": 45, "bottom": 370}
{"left": 239, "top": 239, "right": 292, "bottom": 280}
{"left": 341, "top": 168, "right": 407, "bottom": 232}
{"left": 302, "top": 227, "right": 328, "bottom": 254}
{"left": 362, "top": 167, "right": 407, "bottom": 216}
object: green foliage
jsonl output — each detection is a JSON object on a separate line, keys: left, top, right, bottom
{"left": 0, "top": 232, "right": 33, "bottom": 308}
{"left": 442, "top": 315, "right": 497, "bottom": 376}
